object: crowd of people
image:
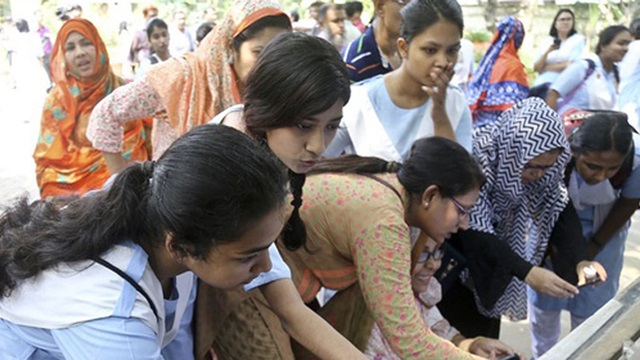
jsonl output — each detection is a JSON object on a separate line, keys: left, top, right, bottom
{"left": 0, "top": 0, "right": 639, "bottom": 359}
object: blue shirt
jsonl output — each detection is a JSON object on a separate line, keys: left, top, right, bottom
{"left": 0, "top": 242, "right": 196, "bottom": 360}
{"left": 341, "top": 26, "right": 392, "bottom": 83}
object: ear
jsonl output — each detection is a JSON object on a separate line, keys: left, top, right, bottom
{"left": 397, "top": 37, "right": 409, "bottom": 59}
{"left": 374, "top": 0, "right": 385, "bottom": 17}
{"left": 420, "top": 184, "right": 439, "bottom": 208}
{"left": 165, "top": 235, "right": 183, "bottom": 259}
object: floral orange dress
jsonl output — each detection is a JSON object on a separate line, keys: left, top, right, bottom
{"left": 33, "top": 18, "right": 148, "bottom": 198}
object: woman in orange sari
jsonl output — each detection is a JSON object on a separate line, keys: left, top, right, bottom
{"left": 87, "top": 0, "right": 292, "bottom": 170}
{"left": 468, "top": 16, "right": 529, "bottom": 128}
{"left": 33, "top": 18, "right": 148, "bottom": 198}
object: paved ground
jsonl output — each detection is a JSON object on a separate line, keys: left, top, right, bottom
{"left": 0, "top": 75, "right": 639, "bottom": 359}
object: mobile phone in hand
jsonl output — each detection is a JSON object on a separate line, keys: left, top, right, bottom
{"left": 553, "top": 38, "right": 562, "bottom": 46}
{"left": 578, "top": 275, "right": 602, "bottom": 289}
{"left": 499, "top": 354, "right": 520, "bottom": 360}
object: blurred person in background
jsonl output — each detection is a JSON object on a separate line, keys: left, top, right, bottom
{"left": 530, "top": 9, "right": 585, "bottom": 100}
{"left": 169, "top": 10, "right": 195, "bottom": 57}
{"left": 345, "top": 1, "right": 365, "bottom": 33}
{"left": 316, "top": 4, "right": 347, "bottom": 51}
{"left": 546, "top": 25, "right": 633, "bottom": 116}
{"left": 135, "top": 18, "right": 171, "bottom": 80}
{"left": 468, "top": 16, "right": 529, "bottom": 128}
{"left": 34, "top": 10, "right": 53, "bottom": 88}
{"left": 341, "top": 0, "right": 406, "bottom": 83}
{"left": 618, "top": 18, "right": 640, "bottom": 131}
{"left": 195, "top": 21, "right": 215, "bottom": 47}
{"left": 34, "top": 19, "right": 149, "bottom": 198}
{"left": 12, "top": 19, "right": 49, "bottom": 98}
{"left": 128, "top": 4, "right": 158, "bottom": 75}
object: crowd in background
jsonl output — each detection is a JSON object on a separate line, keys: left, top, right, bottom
{"left": 0, "top": 0, "right": 639, "bottom": 359}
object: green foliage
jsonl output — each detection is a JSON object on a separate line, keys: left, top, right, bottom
{"left": 466, "top": 29, "right": 491, "bottom": 43}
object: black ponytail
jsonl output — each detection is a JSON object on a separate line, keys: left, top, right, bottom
{"left": 282, "top": 170, "right": 307, "bottom": 251}
{"left": 0, "top": 162, "right": 152, "bottom": 297}
{"left": 1, "top": 125, "right": 288, "bottom": 297}
{"left": 310, "top": 156, "right": 401, "bottom": 175}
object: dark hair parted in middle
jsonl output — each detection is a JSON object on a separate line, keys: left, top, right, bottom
{"left": 399, "top": 0, "right": 464, "bottom": 43}
{"left": 549, "top": 8, "right": 577, "bottom": 38}
{"left": 569, "top": 111, "right": 634, "bottom": 156}
{"left": 311, "top": 136, "right": 486, "bottom": 199}
{"left": 242, "top": 31, "right": 350, "bottom": 251}
{"left": 146, "top": 18, "right": 168, "bottom": 39}
{"left": 242, "top": 31, "right": 350, "bottom": 138}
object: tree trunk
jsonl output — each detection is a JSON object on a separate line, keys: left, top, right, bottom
{"left": 484, "top": 0, "right": 498, "bottom": 32}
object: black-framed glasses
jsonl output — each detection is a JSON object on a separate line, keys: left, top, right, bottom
{"left": 418, "top": 246, "right": 445, "bottom": 263}
{"left": 450, "top": 197, "right": 471, "bottom": 219}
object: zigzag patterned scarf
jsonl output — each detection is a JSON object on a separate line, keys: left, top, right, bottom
{"left": 470, "top": 98, "right": 571, "bottom": 320}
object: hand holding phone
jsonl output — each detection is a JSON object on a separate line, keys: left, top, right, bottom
{"left": 498, "top": 355, "right": 520, "bottom": 360}
{"left": 578, "top": 265, "right": 602, "bottom": 288}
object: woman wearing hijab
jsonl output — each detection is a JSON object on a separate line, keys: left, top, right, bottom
{"left": 33, "top": 18, "right": 148, "bottom": 198}
{"left": 87, "top": 0, "right": 291, "bottom": 167}
{"left": 468, "top": 17, "right": 529, "bottom": 128}
{"left": 437, "top": 98, "right": 606, "bottom": 339}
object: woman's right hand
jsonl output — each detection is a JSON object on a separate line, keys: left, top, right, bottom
{"left": 525, "top": 266, "right": 579, "bottom": 298}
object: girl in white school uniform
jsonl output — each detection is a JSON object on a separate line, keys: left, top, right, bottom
{"left": 546, "top": 25, "right": 633, "bottom": 116}
{"left": 325, "top": 0, "right": 472, "bottom": 161}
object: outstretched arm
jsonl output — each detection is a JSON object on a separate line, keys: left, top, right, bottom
{"left": 260, "top": 279, "right": 367, "bottom": 360}
{"left": 87, "top": 79, "right": 165, "bottom": 174}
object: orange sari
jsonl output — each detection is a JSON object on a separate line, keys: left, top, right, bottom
{"left": 33, "top": 19, "right": 148, "bottom": 198}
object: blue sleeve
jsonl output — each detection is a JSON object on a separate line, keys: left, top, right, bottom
{"left": 52, "top": 317, "right": 163, "bottom": 360}
{"left": 455, "top": 107, "right": 473, "bottom": 152}
{"left": 621, "top": 158, "right": 640, "bottom": 199}
{"left": 324, "top": 124, "right": 353, "bottom": 157}
{"left": 551, "top": 60, "right": 587, "bottom": 97}
{"left": 161, "top": 281, "right": 196, "bottom": 360}
{"left": 243, "top": 244, "right": 292, "bottom": 291}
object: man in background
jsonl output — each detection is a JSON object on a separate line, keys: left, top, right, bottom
{"left": 316, "top": 3, "right": 346, "bottom": 51}
{"left": 169, "top": 10, "right": 195, "bottom": 57}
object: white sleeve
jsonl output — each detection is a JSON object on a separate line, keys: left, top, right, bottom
{"left": 243, "top": 244, "right": 292, "bottom": 291}
{"left": 323, "top": 124, "right": 353, "bottom": 157}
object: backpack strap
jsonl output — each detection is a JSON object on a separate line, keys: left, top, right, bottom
{"left": 558, "top": 59, "right": 597, "bottom": 109}
{"left": 148, "top": 54, "right": 159, "bottom": 65}
{"left": 91, "top": 256, "right": 159, "bottom": 320}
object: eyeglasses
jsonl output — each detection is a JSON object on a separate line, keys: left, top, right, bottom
{"left": 418, "top": 246, "right": 445, "bottom": 263}
{"left": 557, "top": 17, "right": 573, "bottom": 22}
{"left": 450, "top": 197, "right": 471, "bottom": 219}
{"left": 523, "top": 163, "right": 554, "bottom": 171}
